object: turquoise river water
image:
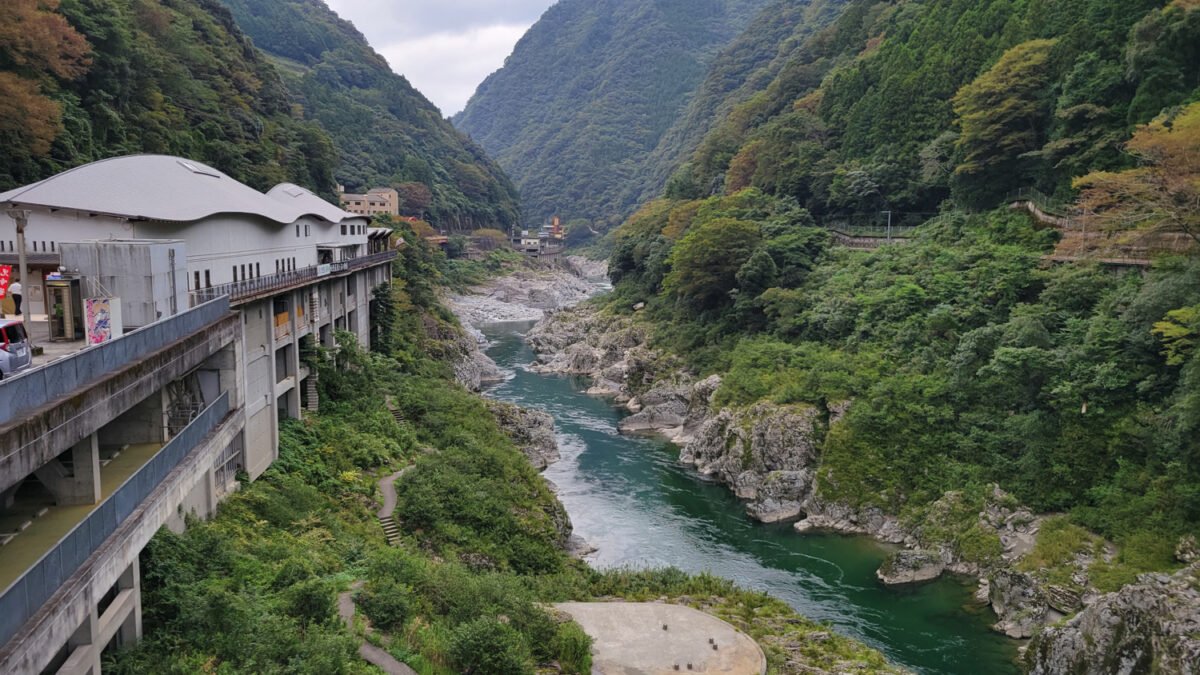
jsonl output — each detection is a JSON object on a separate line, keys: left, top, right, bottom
{"left": 481, "top": 320, "right": 1020, "bottom": 675}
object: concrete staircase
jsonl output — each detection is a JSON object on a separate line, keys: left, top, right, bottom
{"left": 376, "top": 466, "right": 411, "bottom": 547}
{"left": 379, "top": 515, "right": 401, "bottom": 546}
{"left": 305, "top": 376, "right": 319, "bottom": 413}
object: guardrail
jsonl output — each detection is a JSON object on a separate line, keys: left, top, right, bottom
{"left": 188, "top": 251, "right": 395, "bottom": 307}
{"left": 0, "top": 297, "right": 231, "bottom": 425}
{"left": 347, "top": 250, "right": 397, "bottom": 271}
{"left": 190, "top": 267, "right": 319, "bottom": 306}
{"left": 0, "top": 392, "right": 231, "bottom": 648}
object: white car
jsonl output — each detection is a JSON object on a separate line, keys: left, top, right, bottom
{"left": 0, "top": 319, "right": 33, "bottom": 380}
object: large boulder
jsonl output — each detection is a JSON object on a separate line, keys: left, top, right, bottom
{"left": 485, "top": 400, "right": 560, "bottom": 471}
{"left": 876, "top": 550, "right": 947, "bottom": 586}
{"left": 990, "top": 570, "right": 1049, "bottom": 638}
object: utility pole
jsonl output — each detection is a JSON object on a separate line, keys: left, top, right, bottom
{"left": 5, "top": 209, "right": 33, "bottom": 350}
{"left": 882, "top": 210, "right": 893, "bottom": 243}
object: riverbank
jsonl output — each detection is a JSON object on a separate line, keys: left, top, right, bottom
{"left": 445, "top": 260, "right": 913, "bottom": 673}
{"left": 522, "top": 300, "right": 1200, "bottom": 672}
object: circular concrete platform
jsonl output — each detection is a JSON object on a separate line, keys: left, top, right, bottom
{"left": 555, "top": 602, "right": 767, "bottom": 675}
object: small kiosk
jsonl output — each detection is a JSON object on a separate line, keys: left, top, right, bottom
{"left": 46, "top": 276, "right": 85, "bottom": 341}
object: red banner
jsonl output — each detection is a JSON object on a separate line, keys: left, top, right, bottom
{"left": 0, "top": 265, "right": 10, "bottom": 299}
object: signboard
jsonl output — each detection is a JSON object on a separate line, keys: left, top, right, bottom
{"left": 317, "top": 263, "right": 332, "bottom": 277}
{"left": 0, "top": 265, "right": 10, "bottom": 299}
{"left": 85, "top": 297, "right": 123, "bottom": 345}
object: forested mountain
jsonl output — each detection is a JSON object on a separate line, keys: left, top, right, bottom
{"left": 0, "top": 0, "right": 337, "bottom": 195}
{"left": 603, "top": 0, "right": 1200, "bottom": 635}
{"left": 674, "top": 0, "right": 1199, "bottom": 221}
{"left": 220, "top": 0, "right": 521, "bottom": 229}
{"left": 453, "top": 0, "right": 771, "bottom": 228}
{"left": 624, "top": 0, "right": 850, "bottom": 211}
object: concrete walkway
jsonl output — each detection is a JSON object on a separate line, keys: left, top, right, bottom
{"left": 330, "top": 467, "right": 421, "bottom": 675}
{"left": 556, "top": 602, "right": 766, "bottom": 675}
{"left": 337, "top": 584, "right": 417, "bottom": 675}
{"left": 376, "top": 467, "right": 410, "bottom": 519}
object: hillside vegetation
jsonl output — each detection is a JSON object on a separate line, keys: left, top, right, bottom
{"left": 0, "top": 0, "right": 337, "bottom": 195}
{"left": 0, "top": 0, "right": 519, "bottom": 229}
{"left": 453, "top": 0, "right": 771, "bottom": 228}
{"left": 220, "top": 0, "right": 521, "bottom": 230}
{"left": 605, "top": 0, "right": 1200, "bottom": 590}
{"left": 675, "top": 0, "right": 1198, "bottom": 220}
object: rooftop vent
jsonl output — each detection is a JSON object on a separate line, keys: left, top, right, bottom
{"left": 176, "top": 160, "right": 221, "bottom": 178}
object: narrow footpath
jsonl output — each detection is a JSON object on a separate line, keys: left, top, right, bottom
{"left": 337, "top": 468, "right": 417, "bottom": 675}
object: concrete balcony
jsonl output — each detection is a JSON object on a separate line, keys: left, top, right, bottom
{"left": 0, "top": 394, "right": 242, "bottom": 671}
{"left": 0, "top": 299, "right": 239, "bottom": 497}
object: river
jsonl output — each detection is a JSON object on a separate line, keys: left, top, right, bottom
{"left": 480, "top": 320, "right": 1020, "bottom": 675}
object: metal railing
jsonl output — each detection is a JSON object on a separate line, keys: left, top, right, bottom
{"left": 0, "top": 393, "right": 231, "bottom": 648}
{"left": 190, "top": 267, "right": 319, "bottom": 306}
{"left": 346, "top": 250, "right": 397, "bottom": 271}
{"left": 188, "top": 251, "right": 395, "bottom": 307}
{"left": 0, "top": 297, "right": 232, "bottom": 425}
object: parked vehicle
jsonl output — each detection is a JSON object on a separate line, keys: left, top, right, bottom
{"left": 0, "top": 320, "right": 33, "bottom": 380}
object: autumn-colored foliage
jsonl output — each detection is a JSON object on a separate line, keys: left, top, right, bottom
{"left": 0, "top": 0, "right": 91, "bottom": 157}
{"left": 1074, "top": 102, "right": 1200, "bottom": 246}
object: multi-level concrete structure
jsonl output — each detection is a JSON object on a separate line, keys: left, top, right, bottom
{"left": 0, "top": 156, "right": 396, "bottom": 674}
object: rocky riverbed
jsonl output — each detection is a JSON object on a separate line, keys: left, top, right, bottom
{"left": 523, "top": 301, "right": 1200, "bottom": 670}
{"left": 444, "top": 256, "right": 608, "bottom": 559}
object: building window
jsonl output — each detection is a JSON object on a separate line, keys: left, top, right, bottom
{"left": 205, "top": 270, "right": 212, "bottom": 288}
{"left": 233, "top": 266, "right": 239, "bottom": 282}
{"left": 305, "top": 224, "right": 310, "bottom": 237}
{"left": 50, "top": 241, "right": 55, "bottom": 252}
{"left": 256, "top": 263, "right": 261, "bottom": 277}
{"left": 341, "top": 225, "right": 347, "bottom": 236}
{"left": 296, "top": 224, "right": 300, "bottom": 238}
{"left": 194, "top": 271, "right": 200, "bottom": 290}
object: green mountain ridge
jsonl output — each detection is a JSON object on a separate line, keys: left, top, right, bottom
{"left": 220, "top": 0, "right": 521, "bottom": 230}
{"left": 453, "top": 0, "right": 772, "bottom": 228}
{"left": 624, "top": 0, "right": 851, "bottom": 210}
{"left": 0, "top": 0, "right": 338, "bottom": 196}
{"left": 675, "top": 0, "right": 1199, "bottom": 218}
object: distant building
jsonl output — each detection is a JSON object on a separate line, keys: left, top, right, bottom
{"left": 338, "top": 186, "right": 399, "bottom": 217}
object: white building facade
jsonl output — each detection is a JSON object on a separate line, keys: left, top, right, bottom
{"left": 0, "top": 156, "right": 396, "bottom": 674}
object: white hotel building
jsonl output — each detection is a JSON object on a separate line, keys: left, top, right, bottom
{"left": 0, "top": 155, "right": 396, "bottom": 674}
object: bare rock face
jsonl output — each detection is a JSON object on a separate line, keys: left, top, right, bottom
{"left": 876, "top": 550, "right": 947, "bottom": 586}
{"left": 1176, "top": 534, "right": 1199, "bottom": 564}
{"left": 485, "top": 400, "right": 561, "bottom": 472}
{"left": 680, "top": 404, "right": 822, "bottom": 523}
{"left": 989, "top": 570, "right": 1049, "bottom": 638}
{"left": 1027, "top": 564, "right": 1200, "bottom": 675}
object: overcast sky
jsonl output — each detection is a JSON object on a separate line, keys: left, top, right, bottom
{"left": 324, "top": 0, "right": 556, "bottom": 116}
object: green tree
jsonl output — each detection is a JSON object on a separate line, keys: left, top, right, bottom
{"left": 663, "top": 217, "right": 760, "bottom": 312}
{"left": 952, "top": 39, "right": 1060, "bottom": 206}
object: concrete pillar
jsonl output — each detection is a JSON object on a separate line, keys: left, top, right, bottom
{"left": 117, "top": 558, "right": 142, "bottom": 645}
{"left": 287, "top": 291, "right": 302, "bottom": 420}
{"left": 57, "top": 606, "right": 99, "bottom": 675}
{"left": 34, "top": 435, "right": 101, "bottom": 506}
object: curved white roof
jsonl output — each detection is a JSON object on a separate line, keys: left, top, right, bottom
{"left": 266, "top": 183, "right": 363, "bottom": 223}
{"left": 0, "top": 155, "right": 364, "bottom": 225}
